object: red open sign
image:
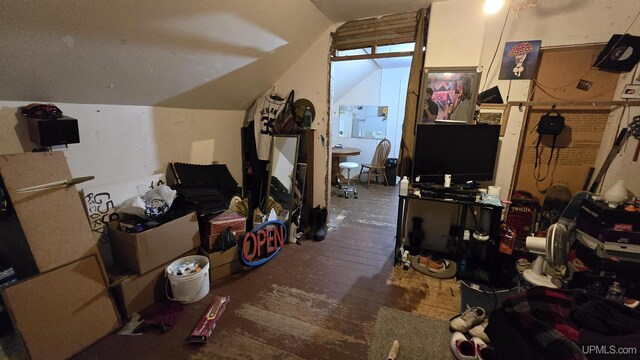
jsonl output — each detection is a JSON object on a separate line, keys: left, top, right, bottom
{"left": 241, "top": 220, "right": 286, "bottom": 267}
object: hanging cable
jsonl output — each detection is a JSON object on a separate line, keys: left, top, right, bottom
{"left": 593, "top": 8, "right": 640, "bottom": 69}
{"left": 481, "top": 5, "right": 512, "bottom": 92}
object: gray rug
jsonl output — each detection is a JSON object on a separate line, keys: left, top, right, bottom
{"left": 368, "top": 307, "right": 451, "bottom": 360}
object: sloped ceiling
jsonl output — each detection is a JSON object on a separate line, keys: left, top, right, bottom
{"left": 0, "top": 0, "right": 332, "bottom": 110}
{"left": 0, "top": 0, "right": 437, "bottom": 110}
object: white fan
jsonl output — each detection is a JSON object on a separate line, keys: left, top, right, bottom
{"left": 523, "top": 223, "right": 568, "bottom": 288}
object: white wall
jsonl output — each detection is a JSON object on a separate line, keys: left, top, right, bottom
{"left": 273, "top": 26, "right": 333, "bottom": 208}
{"left": 427, "top": 0, "right": 640, "bottom": 199}
{"left": 0, "top": 102, "right": 245, "bottom": 189}
{"left": 381, "top": 67, "right": 410, "bottom": 161}
{"left": 332, "top": 69, "right": 382, "bottom": 172}
{"left": 332, "top": 57, "right": 380, "bottom": 102}
{"left": 330, "top": 66, "right": 409, "bottom": 179}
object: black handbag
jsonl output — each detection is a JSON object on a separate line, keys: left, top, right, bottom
{"left": 534, "top": 109, "right": 565, "bottom": 183}
{"left": 537, "top": 111, "right": 565, "bottom": 135}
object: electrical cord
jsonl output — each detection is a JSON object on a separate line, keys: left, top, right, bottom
{"left": 592, "top": 8, "right": 640, "bottom": 69}
{"left": 481, "top": 6, "right": 512, "bottom": 92}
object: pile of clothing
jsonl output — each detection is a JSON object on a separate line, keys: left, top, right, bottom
{"left": 486, "top": 287, "right": 640, "bottom": 360}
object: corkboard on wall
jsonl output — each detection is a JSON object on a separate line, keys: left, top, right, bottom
{"left": 513, "top": 46, "right": 620, "bottom": 200}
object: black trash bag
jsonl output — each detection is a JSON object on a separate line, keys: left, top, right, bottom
{"left": 213, "top": 227, "right": 237, "bottom": 252}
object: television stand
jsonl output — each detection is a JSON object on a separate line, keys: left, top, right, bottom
{"left": 395, "top": 191, "right": 511, "bottom": 286}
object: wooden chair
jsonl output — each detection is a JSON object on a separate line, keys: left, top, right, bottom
{"left": 358, "top": 139, "right": 391, "bottom": 187}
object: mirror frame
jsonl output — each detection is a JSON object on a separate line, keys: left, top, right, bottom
{"left": 266, "top": 134, "right": 300, "bottom": 225}
{"left": 417, "top": 66, "right": 482, "bottom": 124}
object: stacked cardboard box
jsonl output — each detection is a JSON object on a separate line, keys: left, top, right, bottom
{"left": 0, "top": 152, "right": 120, "bottom": 360}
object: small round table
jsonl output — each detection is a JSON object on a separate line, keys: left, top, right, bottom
{"left": 331, "top": 147, "right": 361, "bottom": 185}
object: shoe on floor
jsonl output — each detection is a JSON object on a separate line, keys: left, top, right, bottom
{"left": 469, "top": 318, "right": 490, "bottom": 344}
{"left": 426, "top": 258, "right": 449, "bottom": 273}
{"left": 471, "top": 336, "right": 495, "bottom": 360}
{"left": 450, "top": 332, "right": 476, "bottom": 360}
{"left": 450, "top": 306, "right": 487, "bottom": 333}
{"left": 418, "top": 255, "right": 431, "bottom": 268}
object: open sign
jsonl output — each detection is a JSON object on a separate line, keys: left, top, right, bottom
{"left": 241, "top": 220, "right": 287, "bottom": 267}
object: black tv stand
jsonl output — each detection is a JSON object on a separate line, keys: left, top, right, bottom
{"left": 395, "top": 191, "right": 510, "bottom": 286}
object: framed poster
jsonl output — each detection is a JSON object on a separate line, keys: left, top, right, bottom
{"left": 418, "top": 66, "right": 482, "bottom": 124}
{"left": 499, "top": 40, "right": 542, "bottom": 80}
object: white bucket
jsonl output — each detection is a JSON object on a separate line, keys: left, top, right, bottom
{"left": 166, "top": 255, "right": 210, "bottom": 304}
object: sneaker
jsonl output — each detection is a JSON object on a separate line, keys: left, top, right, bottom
{"left": 418, "top": 255, "right": 432, "bottom": 268}
{"left": 471, "top": 336, "right": 495, "bottom": 360}
{"left": 469, "top": 318, "right": 490, "bottom": 344}
{"left": 426, "top": 258, "right": 450, "bottom": 273}
{"left": 418, "top": 255, "right": 449, "bottom": 272}
{"left": 450, "top": 332, "right": 476, "bottom": 360}
{"left": 450, "top": 306, "right": 487, "bottom": 333}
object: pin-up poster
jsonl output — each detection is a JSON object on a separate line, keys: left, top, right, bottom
{"left": 499, "top": 40, "right": 542, "bottom": 80}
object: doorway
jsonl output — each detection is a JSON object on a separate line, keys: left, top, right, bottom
{"left": 328, "top": 44, "right": 413, "bottom": 230}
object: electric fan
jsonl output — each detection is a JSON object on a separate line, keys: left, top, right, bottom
{"left": 523, "top": 223, "right": 568, "bottom": 288}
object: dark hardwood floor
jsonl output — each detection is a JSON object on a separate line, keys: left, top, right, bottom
{"left": 74, "top": 183, "right": 460, "bottom": 359}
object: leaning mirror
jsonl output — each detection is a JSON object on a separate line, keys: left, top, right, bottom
{"left": 266, "top": 134, "right": 300, "bottom": 224}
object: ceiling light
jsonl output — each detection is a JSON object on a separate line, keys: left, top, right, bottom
{"left": 483, "top": 0, "right": 505, "bottom": 15}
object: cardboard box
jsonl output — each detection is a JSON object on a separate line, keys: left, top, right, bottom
{"left": 111, "top": 248, "right": 197, "bottom": 320}
{"left": 200, "top": 210, "right": 246, "bottom": 251}
{"left": 198, "top": 246, "right": 245, "bottom": 282}
{"left": 109, "top": 212, "right": 200, "bottom": 275}
{"left": 0, "top": 153, "right": 103, "bottom": 278}
{"left": 1, "top": 255, "right": 120, "bottom": 360}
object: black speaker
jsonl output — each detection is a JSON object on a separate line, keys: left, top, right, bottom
{"left": 27, "top": 116, "right": 80, "bottom": 146}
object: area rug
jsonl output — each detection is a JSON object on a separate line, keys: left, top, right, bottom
{"left": 368, "top": 307, "right": 451, "bottom": 360}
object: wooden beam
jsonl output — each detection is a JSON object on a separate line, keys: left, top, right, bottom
{"left": 504, "top": 100, "right": 640, "bottom": 111}
{"left": 331, "top": 51, "right": 414, "bottom": 62}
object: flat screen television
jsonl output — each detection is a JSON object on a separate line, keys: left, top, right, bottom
{"left": 412, "top": 124, "right": 500, "bottom": 184}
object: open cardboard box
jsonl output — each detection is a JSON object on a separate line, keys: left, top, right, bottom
{"left": 108, "top": 211, "right": 200, "bottom": 275}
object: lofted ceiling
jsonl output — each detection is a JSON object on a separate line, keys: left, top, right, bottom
{"left": 0, "top": 0, "right": 435, "bottom": 111}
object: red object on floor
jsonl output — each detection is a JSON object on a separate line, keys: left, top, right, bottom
{"left": 189, "top": 295, "right": 230, "bottom": 343}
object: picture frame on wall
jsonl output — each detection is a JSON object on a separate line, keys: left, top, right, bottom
{"left": 477, "top": 104, "right": 509, "bottom": 136}
{"left": 417, "top": 66, "right": 482, "bottom": 124}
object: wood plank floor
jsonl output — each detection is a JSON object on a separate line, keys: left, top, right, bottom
{"left": 75, "top": 184, "right": 460, "bottom": 359}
